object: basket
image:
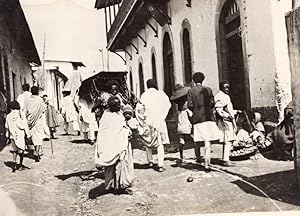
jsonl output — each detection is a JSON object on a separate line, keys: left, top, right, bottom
{"left": 230, "top": 146, "right": 258, "bottom": 161}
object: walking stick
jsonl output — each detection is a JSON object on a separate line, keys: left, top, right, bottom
{"left": 50, "top": 137, "right": 54, "bottom": 154}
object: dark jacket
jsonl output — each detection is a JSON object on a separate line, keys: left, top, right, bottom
{"left": 187, "top": 84, "right": 215, "bottom": 124}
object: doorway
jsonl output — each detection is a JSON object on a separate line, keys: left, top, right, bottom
{"left": 219, "top": 0, "right": 249, "bottom": 110}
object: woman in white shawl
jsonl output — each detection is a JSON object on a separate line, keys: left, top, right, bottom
{"left": 95, "top": 96, "right": 134, "bottom": 195}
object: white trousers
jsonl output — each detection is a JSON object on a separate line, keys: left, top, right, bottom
{"left": 145, "top": 144, "right": 165, "bottom": 167}
{"left": 223, "top": 142, "right": 232, "bottom": 162}
{"left": 64, "top": 120, "right": 80, "bottom": 133}
{"left": 83, "top": 131, "right": 95, "bottom": 141}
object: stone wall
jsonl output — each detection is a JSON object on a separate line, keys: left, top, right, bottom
{"left": 286, "top": 7, "right": 300, "bottom": 188}
{"left": 0, "top": 16, "right": 33, "bottom": 101}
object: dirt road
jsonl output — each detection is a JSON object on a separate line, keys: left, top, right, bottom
{"left": 0, "top": 126, "right": 299, "bottom": 216}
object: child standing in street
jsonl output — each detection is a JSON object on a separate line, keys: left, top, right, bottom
{"left": 123, "top": 104, "right": 139, "bottom": 145}
{"left": 170, "top": 84, "right": 192, "bottom": 160}
{"left": 5, "top": 101, "right": 30, "bottom": 172}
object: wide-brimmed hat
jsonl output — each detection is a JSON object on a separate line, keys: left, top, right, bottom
{"left": 170, "top": 84, "right": 190, "bottom": 101}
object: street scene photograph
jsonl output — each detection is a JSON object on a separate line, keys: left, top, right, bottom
{"left": 1, "top": 0, "right": 300, "bottom": 215}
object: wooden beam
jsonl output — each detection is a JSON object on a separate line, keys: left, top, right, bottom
{"left": 130, "top": 42, "right": 139, "bottom": 54}
{"left": 145, "top": 2, "right": 171, "bottom": 26}
{"left": 112, "top": 51, "right": 126, "bottom": 64}
{"left": 146, "top": 21, "right": 158, "bottom": 37}
{"left": 137, "top": 33, "right": 147, "bottom": 47}
{"left": 124, "top": 49, "right": 132, "bottom": 60}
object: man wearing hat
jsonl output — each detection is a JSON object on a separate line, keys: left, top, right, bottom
{"left": 187, "top": 72, "right": 221, "bottom": 171}
{"left": 170, "top": 84, "right": 192, "bottom": 160}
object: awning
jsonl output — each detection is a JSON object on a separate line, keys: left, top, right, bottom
{"left": 50, "top": 69, "right": 68, "bottom": 82}
{"left": 94, "top": 0, "right": 122, "bottom": 9}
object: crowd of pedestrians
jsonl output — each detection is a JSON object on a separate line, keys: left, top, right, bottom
{"left": 3, "top": 73, "right": 294, "bottom": 196}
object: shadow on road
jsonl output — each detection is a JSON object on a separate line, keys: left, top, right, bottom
{"left": 70, "top": 139, "right": 90, "bottom": 144}
{"left": 134, "top": 163, "right": 150, "bottom": 170}
{"left": 55, "top": 170, "right": 104, "bottom": 181}
{"left": 88, "top": 183, "right": 108, "bottom": 199}
{"left": 0, "top": 136, "right": 7, "bottom": 152}
{"left": 4, "top": 161, "right": 30, "bottom": 170}
{"left": 232, "top": 169, "right": 300, "bottom": 207}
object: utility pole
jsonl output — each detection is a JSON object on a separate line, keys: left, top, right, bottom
{"left": 99, "top": 49, "right": 105, "bottom": 71}
{"left": 41, "top": 32, "right": 46, "bottom": 90}
{"left": 107, "top": 50, "right": 110, "bottom": 71}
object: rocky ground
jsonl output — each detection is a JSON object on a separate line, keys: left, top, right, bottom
{"left": 0, "top": 124, "right": 300, "bottom": 216}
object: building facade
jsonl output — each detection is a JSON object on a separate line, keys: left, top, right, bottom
{"left": 0, "top": 0, "right": 40, "bottom": 101}
{"left": 96, "top": 0, "right": 292, "bottom": 119}
{"left": 38, "top": 60, "right": 85, "bottom": 110}
{"left": 0, "top": 0, "right": 40, "bottom": 136}
{"left": 43, "top": 67, "right": 68, "bottom": 111}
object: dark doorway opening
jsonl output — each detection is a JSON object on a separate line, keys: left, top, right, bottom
{"left": 183, "top": 28, "right": 192, "bottom": 85}
{"left": 151, "top": 53, "right": 157, "bottom": 81}
{"left": 163, "top": 33, "right": 175, "bottom": 96}
{"left": 139, "top": 63, "right": 145, "bottom": 95}
{"left": 219, "top": 0, "right": 249, "bottom": 110}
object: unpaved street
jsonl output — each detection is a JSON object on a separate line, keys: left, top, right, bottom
{"left": 0, "top": 125, "right": 300, "bottom": 216}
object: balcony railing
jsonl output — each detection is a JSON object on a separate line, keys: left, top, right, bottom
{"left": 107, "top": 0, "right": 137, "bottom": 49}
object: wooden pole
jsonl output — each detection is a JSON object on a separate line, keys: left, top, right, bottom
{"left": 41, "top": 32, "right": 46, "bottom": 90}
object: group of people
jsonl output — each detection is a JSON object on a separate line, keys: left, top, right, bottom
{"left": 5, "top": 84, "right": 54, "bottom": 172}
{"left": 4, "top": 73, "right": 294, "bottom": 196}
{"left": 170, "top": 72, "right": 238, "bottom": 171}
{"left": 94, "top": 73, "right": 239, "bottom": 195}
{"left": 94, "top": 79, "right": 171, "bottom": 194}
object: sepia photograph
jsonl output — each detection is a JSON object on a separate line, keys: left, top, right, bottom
{"left": 0, "top": 0, "right": 300, "bottom": 215}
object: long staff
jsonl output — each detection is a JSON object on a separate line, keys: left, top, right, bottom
{"left": 50, "top": 137, "right": 54, "bottom": 154}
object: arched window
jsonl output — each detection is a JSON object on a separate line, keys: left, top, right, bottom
{"left": 182, "top": 28, "right": 192, "bottom": 84}
{"left": 138, "top": 63, "right": 145, "bottom": 95}
{"left": 151, "top": 53, "right": 157, "bottom": 81}
{"left": 163, "top": 32, "right": 175, "bottom": 96}
{"left": 129, "top": 68, "right": 133, "bottom": 92}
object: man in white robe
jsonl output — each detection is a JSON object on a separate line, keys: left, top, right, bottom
{"left": 215, "top": 81, "right": 237, "bottom": 166}
{"left": 25, "top": 86, "right": 47, "bottom": 162}
{"left": 61, "top": 90, "right": 80, "bottom": 135}
{"left": 139, "top": 79, "right": 171, "bottom": 172}
{"left": 17, "top": 83, "right": 31, "bottom": 120}
{"left": 78, "top": 97, "right": 98, "bottom": 144}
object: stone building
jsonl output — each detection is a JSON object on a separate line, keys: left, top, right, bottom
{"left": 0, "top": 0, "right": 40, "bottom": 136}
{"left": 39, "top": 60, "right": 85, "bottom": 110}
{"left": 0, "top": 0, "right": 40, "bottom": 101}
{"left": 95, "top": 0, "right": 292, "bottom": 119}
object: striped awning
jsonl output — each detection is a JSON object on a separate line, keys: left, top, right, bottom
{"left": 94, "top": 0, "right": 122, "bottom": 9}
